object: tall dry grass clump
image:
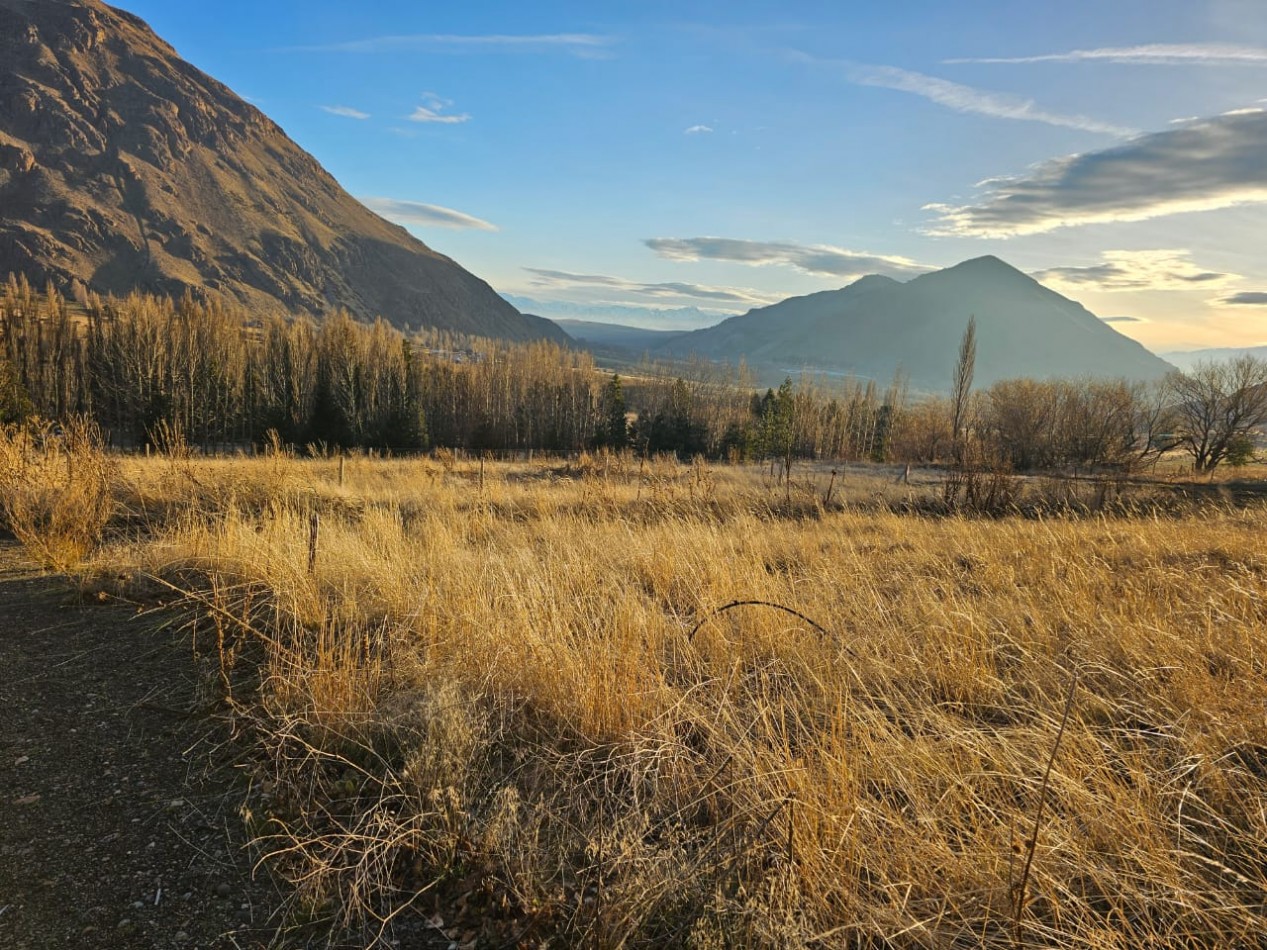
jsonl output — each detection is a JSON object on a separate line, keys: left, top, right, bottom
{"left": 76, "top": 454, "right": 1267, "bottom": 947}
{"left": 0, "top": 416, "right": 116, "bottom": 569}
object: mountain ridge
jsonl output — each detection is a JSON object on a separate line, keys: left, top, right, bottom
{"left": 656, "top": 256, "right": 1174, "bottom": 388}
{"left": 0, "top": 0, "right": 566, "bottom": 343}
{"left": 1161, "top": 344, "right": 1267, "bottom": 371}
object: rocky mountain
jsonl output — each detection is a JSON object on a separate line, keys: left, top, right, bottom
{"left": 0, "top": 0, "right": 565, "bottom": 343}
{"left": 658, "top": 256, "right": 1174, "bottom": 389}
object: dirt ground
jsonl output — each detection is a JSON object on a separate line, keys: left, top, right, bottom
{"left": 0, "top": 542, "right": 285, "bottom": 949}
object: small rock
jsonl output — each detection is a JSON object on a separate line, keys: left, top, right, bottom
{"left": 175, "top": 931, "right": 189, "bottom": 942}
{"left": 215, "top": 882, "right": 231, "bottom": 898}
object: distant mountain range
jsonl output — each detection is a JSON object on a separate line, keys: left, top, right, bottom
{"left": 503, "top": 296, "right": 726, "bottom": 332}
{"left": 549, "top": 319, "right": 686, "bottom": 350}
{"left": 1160, "top": 345, "right": 1267, "bottom": 371}
{"left": 0, "top": 0, "right": 564, "bottom": 343}
{"left": 613, "top": 256, "right": 1174, "bottom": 389}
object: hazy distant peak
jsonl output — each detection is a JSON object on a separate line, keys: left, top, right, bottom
{"left": 657, "top": 254, "right": 1173, "bottom": 388}
{"left": 844, "top": 273, "right": 903, "bottom": 292}
{"left": 938, "top": 255, "right": 1031, "bottom": 280}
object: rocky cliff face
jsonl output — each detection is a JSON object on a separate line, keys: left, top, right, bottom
{"left": 0, "top": 0, "right": 565, "bottom": 343}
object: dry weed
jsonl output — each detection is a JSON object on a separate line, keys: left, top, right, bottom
{"left": 0, "top": 417, "right": 116, "bottom": 569}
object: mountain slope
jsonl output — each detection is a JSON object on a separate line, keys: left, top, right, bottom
{"left": 0, "top": 0, "right": 565, "bottom": 343}
{"left": 660, "top": 257, "right": 1173, "bottom": 388}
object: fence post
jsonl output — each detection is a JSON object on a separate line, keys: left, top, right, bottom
{"left": 307, "top": 510, "right": 320, "bottom": 575}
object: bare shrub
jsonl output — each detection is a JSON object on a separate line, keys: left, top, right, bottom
{"left": 942, "top": 443, "right": 1022, "bottom": 515}
{"left": 0, "top": 416, "right": 117, "bottom": 569}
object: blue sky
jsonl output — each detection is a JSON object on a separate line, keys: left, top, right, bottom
{"left": 114, "top": 0, "right": 1267, "bottom": 350}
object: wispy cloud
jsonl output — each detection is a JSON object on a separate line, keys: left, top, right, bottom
{"left": 281, "top": 33, "right": 614, "bottom": 58}
{"left": 361, "top": 197, "right": 498, "bottom": 231}
{"left": 645, "top": 236, "right": 931, "bottom": 280}
{"left": 320, "top": 105, "right": 370, "bottom": 120}
{"left": 947, "top": 44, "right": 1267, "bottom": 67}
{"left": 684, "top": 124, "right": 714, "bottom": 134}
{"left": 409, "top": 92, "right": 469, "bottom": 124}
{"left": 1217, "top": 291, "right": 1267, "bottom": 306}
{"left": 1100, "top": 315, "right": 1146, "bottom": 323}
{"left": 1033, "top": 250, "right": 1240, "bottom": 291}
{"left": 524, "top": 268, "right": 779, "bottom": 306}
{"left": 926, "top": 108, "right": 1267, "bottom": 236}
{"left": 791, "top": 52, "right": 1131, "bottom": 135}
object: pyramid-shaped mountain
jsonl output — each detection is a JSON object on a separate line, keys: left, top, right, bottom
{"left": 659, "top": 256, "right": 1173, "bottom": 388}
{"left": 0, "top": 0, "right": 564, "bottom": 342}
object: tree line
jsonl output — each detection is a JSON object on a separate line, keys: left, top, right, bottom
{"left": 2, "top": 276, "right": 1264, "bottom": 472}
{"left": 0, "top": 276, "right": 911, "bottom": 462}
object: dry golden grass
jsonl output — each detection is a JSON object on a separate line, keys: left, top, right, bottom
{"left": 63, "top": 451, "right": 1267, "bottom": 946}
{"left": 0, "top": 418, "right": 116, "bottom": 569}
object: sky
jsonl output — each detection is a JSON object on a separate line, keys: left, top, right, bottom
{"left": 111, "top": 0, "right": 1267, "bottom": 352}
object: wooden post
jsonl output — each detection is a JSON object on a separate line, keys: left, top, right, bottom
{"left": 824, "top": 469, "right": 838, "bottom": 506}
{"left": 307, "top": 510, "right": 319, "bottom": 575}
{"left": 338, "top": 455, "right": 345, "bottom": 488}
{"left": 479, "top": 455, "right": 485, "bottom": 492}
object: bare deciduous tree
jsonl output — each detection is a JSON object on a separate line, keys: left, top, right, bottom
{"left": 1167, "top": 356, "right": 1267, "bottom": 473}
{"left": 950, "top": 316, "right": 976, "bottom": 466}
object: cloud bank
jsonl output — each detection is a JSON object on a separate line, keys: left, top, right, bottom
{"left": 1219, "top": 292, "right": 1267, "bottom": 306}
{"left": 360, "top": 198, "right": 498, "bottom": 231}
{"left": 524, "top": 268, "right": 778, "bottom": 307}
{"left": 320, "top": 105, "right": 370, "bottom": 119}
{"left": 926, "top": 108, "right": 1267, "bottom": 236}
{"left": 947, "top": 44, "right": 1267, "bottom": 67}
{"left": 645, "top": 236, "right": 931, "bottom": 280}
{"left": 1033, "top": 250, "right": 1239, "bottom": 291}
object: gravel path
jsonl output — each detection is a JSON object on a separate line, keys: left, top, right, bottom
{"left": 0, "top": 543, "right": 285, "bottom": 949}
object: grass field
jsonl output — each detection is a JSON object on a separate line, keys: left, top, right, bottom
{"left": 6, "top": 436, "right": 1267, "bottom": 947}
